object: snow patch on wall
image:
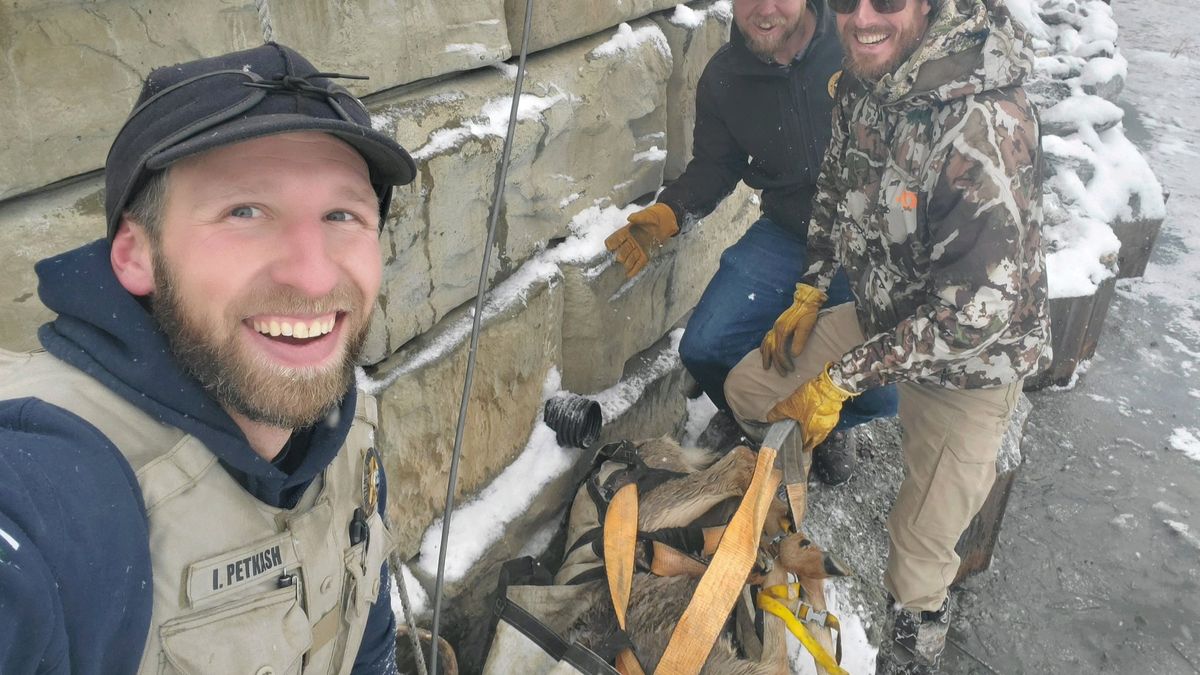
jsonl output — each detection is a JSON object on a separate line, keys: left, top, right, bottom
{"left": 667, "top": 2, "right": 732, "bottom": 30}
{"left": 410, "top": 90, "right": 571, "bottom": 162}
{"left": 391, "top": 564, "right": 428, "bottom": 619}
{"left": 590, "top": 22, "right": 670, "bottom": 61}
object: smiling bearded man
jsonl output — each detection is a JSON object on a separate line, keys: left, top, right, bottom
{"left": 734, "top": 0, "right": 813, "bottom": 62}
{"left": 835, "top": 0, "right": 932, "bottom": 79}
{"left": 0, "top": 44, "right": 418, "bottom": 675}
{"left": 140, "top": 134, "right": 380, "bottom": 431}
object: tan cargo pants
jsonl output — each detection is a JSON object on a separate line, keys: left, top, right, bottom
{"left": 724, "top": 303, "right": 1020, "bottom": 612}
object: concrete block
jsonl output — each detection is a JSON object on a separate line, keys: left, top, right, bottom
{"left": 558, "top": 184, "right": 757, "bottom": 394}
{"left": 365, "top": 19, "right": 672, "bottom": 362}
{"left": 266, "top": 0, "right": 510, "bottom": 92}
{"left": 368, "top": 271, "right": 564, "bottom": 559}
{"left": 651, "top": 1, "right": 733, "bottom": 181}
{"left": 0, "top": 3, "right": 250, "bottom": 199}
{"left": 1080, "top": 58, "right": 1125, "bottom": 102}
{"left": 1111, "top": 215, "right": 1163, "bottom": 279}
{"left": 0, "top": 177, "right": 105, "bottom": 352}
{"left": 0, "top": 1, "right": 510, "bottom": 200}
{"left": 1026, "top": 275, "right": 1118, "bottom": 390}
{"left": 504, "top": 0, "right": 678, "bottom": 54}
{"left": 953, "top": 393, "right": 1032, "bottom": 584}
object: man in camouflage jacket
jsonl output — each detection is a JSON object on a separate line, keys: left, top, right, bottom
{"left": 723, "top": 0, "right": 1050, "bottom": 671}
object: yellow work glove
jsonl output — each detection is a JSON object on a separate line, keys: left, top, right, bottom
{"left": 604, "top": 203, "right": 680, "bottom": 278}
{"left": 766, "top": 365, "right": 858, "bottom": 452}
{"left": 760, "top": 283, "right": 827, "bottom": 375}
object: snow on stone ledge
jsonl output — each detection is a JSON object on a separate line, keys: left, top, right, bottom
{"left": 1010, "top": 0, "right": 1167, "bottom": 299}
{"left": 589, "top": 22, "right": 670, "bottom": 61}
{"left": 358, "top": 202, "right": 638, "bottom": 396}
{"left": 410, "top": 90, "right": 571, "bottom": 163}
{"left": 668, "top": 1, "right": 732, "bottom": 29}
{"left": 415, "top": 332, "right": 683, "bottom": 583}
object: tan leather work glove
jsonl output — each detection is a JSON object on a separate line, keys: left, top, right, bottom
{"left": 760, "top": 283, "right": 827, "bottom": 375}
{"left": 604, "top": 203, "right": 680, "bottom": 278}
{"left": 766, "top": 364, "right": 857, "bottom": 452}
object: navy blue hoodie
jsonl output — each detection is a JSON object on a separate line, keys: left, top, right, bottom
{"left": 0, "top": 240, "right": 396, "bottom": 673}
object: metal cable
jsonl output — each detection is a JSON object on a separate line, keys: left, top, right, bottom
{"left": 428, "top": 0, "right": 535, "bottom": 670}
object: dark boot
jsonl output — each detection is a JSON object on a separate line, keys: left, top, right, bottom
{"left": 811, "top": 429, "right": 857, "bottom": 485}
{"left": 876, "top": 597, "right": 950, "bottom": 675}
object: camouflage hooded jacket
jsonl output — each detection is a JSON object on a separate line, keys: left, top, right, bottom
{"left": 802, "top": 0, "right": 1052, "bottom": 392}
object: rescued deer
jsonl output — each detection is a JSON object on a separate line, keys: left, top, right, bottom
{"left": 564, "top": 437, "right": 849, "bottom": 674}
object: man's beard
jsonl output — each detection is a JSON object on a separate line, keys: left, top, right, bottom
{"left": 842, "top": 19, "right": 927, "bottom": 81}
{"left": 739, "top": 15, "right": 805, "bottom": 63}
{"left": 149, "top": 246, "right": 370, "bottom": 430}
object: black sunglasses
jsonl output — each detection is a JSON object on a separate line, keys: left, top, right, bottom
{"left": 829, "top": 0, "right": 909, "bottom": 14}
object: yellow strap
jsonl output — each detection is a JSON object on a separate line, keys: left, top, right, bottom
{"left": 656, "top": 446, "right": 781, "bottom": 675}
{"left": 758, "top": 588, "right": 848, "bottom": 675}
{"left": 603, "top": 483, "right": 646, "bottom": 675}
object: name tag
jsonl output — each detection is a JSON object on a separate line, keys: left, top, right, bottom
{"left": 186, "top": 533, "right": 299, "bottom": 606}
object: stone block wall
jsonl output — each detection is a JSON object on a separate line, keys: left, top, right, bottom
{"left": 0, "top": 0, "right": 512, "bottom": 201}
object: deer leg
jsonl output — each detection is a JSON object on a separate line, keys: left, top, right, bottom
{"left": 747, "top": 563, "right": 797, "bottom": 675}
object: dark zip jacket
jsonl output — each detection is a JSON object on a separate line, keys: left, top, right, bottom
{"left": 657, "top": 2, "right": 844, "bottom": 238}
{"left": 0, "top": 240, "right": 396, "bottom": 674}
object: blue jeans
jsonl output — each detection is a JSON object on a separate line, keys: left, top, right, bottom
{"left": 679, "top": 217, "right": 897, "bottom": 429}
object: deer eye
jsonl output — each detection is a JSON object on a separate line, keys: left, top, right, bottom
{"left": 800, "top": 538, "right": 812, "bottom": 547}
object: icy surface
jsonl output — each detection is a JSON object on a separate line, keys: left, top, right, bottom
{"left": 668, "top": 4, "right": 705, "bottom": 28}
{"left": 1169, "top": 427, "right": 1200, "bottom": 462}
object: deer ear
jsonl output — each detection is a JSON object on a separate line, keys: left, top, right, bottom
{"left": 110, "top": 217, "right": 155, "bottom": 297}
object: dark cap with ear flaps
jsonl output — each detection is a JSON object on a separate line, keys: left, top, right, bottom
{"left": 104, "top": 42, "right": 416, "bottom": 239}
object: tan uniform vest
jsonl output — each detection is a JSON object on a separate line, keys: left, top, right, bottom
{"left": 0, "top": 349, "right": 395, "bottom": 674}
